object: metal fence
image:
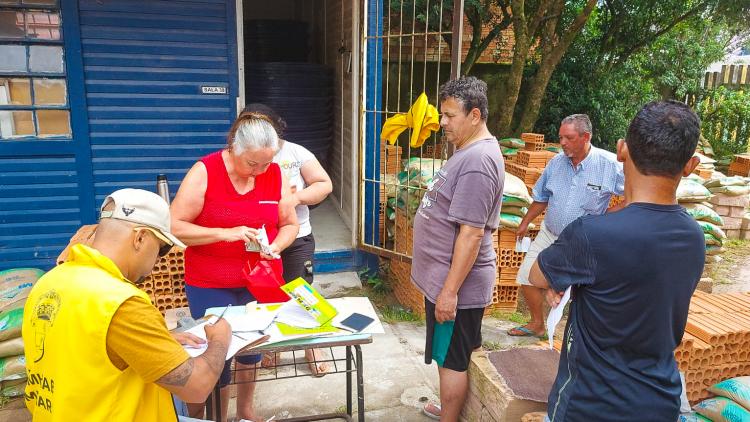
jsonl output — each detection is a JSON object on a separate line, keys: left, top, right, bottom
{"left": 358, "top": 0, "right": 464, "bottom": 260}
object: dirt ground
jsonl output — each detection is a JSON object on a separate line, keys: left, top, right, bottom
{"left": 704, "top": 240, "right": 750, "bottom": 294}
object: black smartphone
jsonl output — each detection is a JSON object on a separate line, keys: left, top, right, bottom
{"left": 339, "top": 313, "right": 375, "bottom": 332}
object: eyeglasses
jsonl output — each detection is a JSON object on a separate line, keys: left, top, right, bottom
{"left": 133, "top": 226, "right": 173, "bottom": 257}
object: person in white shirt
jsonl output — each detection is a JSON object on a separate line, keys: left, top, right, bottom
{"left": 242, "top": 103, "right": 333, "bottom": 375}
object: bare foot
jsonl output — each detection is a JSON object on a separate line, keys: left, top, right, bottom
{"left": 305, "top": 348, "right": 331, "bottom": 377}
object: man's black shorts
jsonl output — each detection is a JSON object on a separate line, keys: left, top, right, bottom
{"left": 424, "top": 298, "right": 484, "bottom": 372}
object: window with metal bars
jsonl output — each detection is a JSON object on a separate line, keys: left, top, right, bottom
{"left": 0, "top": 0, "right": 71, "bottom": 140}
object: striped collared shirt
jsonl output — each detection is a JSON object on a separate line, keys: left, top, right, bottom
{"left": 532, "top": 146, "right": 624, "bottom": 236}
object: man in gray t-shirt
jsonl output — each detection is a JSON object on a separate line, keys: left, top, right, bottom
{"left": 410, "top": 77, "right": 504, "bottom": 422}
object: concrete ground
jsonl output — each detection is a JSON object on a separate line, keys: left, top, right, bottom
{"left": 227, "top": 272, "right": 540, "bottom": 422}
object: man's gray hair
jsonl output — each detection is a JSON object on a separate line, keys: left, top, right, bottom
{"left": 230, "top": 118, "right": 279, "bottom": 155}
{"left": 439, "top": 76, "right": 489, "bottom": 120}
{"left": 561, "top": 114, "right": 593, "bottom": 136}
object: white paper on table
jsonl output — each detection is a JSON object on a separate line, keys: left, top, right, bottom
{"left": 182, "top": 316, "right": 265, "bottom": 359}
{"left": 515, "top": 236, "right": 531, "bottom": 253}
{"left": 329, "top": 297, "right": 385, "bottom": 334}
{"left": 274, "top": 300, "right": 320, "bottom": 328}
{"left": 546, "top": 287, "right": 571, "bottom": 349}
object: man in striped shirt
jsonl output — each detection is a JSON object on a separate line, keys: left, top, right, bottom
{"left": 508, "top": 114, "right": 624, "bottom": 338}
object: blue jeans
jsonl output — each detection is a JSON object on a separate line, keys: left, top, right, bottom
{"left": 185, "top": 284, "right": 262, "bottom": 386}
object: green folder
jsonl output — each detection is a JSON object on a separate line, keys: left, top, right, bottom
{"left": 280, "top": 277, "right": 338, "bottom": 325}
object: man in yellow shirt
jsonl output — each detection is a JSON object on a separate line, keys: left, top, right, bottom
{"left": 23, "top": 189, "right": 231, "bottom": 421}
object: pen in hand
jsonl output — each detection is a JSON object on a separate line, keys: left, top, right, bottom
{"left": 213, "top": 304, "right": 231, "bottom": 325}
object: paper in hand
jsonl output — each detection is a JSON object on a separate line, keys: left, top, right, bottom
{"left": 546, "top": 287, "right": 571, "bottom": 349}
{"left": 515, "top": 236, "right": 531, "bottom": 253}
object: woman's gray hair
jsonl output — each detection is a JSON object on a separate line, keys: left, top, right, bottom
{"left": 228, "top": 115, "right": 279, "bottom": 155}
{"left": 561, "top": 114, "right": 593, "bottom": 137}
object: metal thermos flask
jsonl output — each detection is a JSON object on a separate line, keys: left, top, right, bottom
{"left": 156, "top": 174, "right": 170, "bottom": 204}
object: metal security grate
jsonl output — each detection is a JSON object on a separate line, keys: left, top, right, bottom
{"left": 359, "top": 0, "right": 463, "bottom": 260}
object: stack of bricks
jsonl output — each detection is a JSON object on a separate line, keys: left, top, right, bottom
{"left": 390, "top": 208, "right": 426, "bottom": 315}
{"left": 708, "top": 192, "right": 749, "bottom": 239}
{"left": 58, "top": 225, "right": 189, "bottom": 315}
{"left": 389, "top": 208, "right": 528, "bottom": 316}
{"left": 145, "top": 247, "right": 188, "bottom": 314}
{"left": 521, "top": 132, "right": 546, "bottom": 151}
{"left": 675, "top": 290, "right": 750, "bottom": 403}
{"left": 380, "top": 141, "right": 402, "bottom": 175}
{"left": 727, "top": 154, "right": 750, "bottom": 177}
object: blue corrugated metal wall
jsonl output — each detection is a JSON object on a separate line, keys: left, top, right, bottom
{"left": 0, "top": 0, "right": 238, "bottom": 271}
{"left": 79, "top": 0, "right": 238, "bottom": 206}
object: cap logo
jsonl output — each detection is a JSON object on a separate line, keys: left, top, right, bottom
{"left": 122, "top": 206, "right": 135, "bottom": 216}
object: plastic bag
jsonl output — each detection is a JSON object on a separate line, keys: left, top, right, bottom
{"left": 683, "top": 203, "right": 724, "bottom": 226}
{"left": 708, "top": 376, "right": 750, "bottom": 411}
{"left": 677, "top": 179, "right": 712, "bottom": 202}
{"left": 694, "top": 397, "right": 750, "bottom": 422}
{"left": 242, "top": 260, "right": 289, "bottom": 303}
{"left": 499, "top": 138, "right": 524, "bottom": 149}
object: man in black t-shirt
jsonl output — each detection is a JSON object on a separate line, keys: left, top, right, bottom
{"left": 529, "top": 101, "right": 705, "bottom": 421}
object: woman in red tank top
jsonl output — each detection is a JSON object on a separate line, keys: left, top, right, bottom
{"left": 171, "top": 113, "right": 299, "bottom": 421}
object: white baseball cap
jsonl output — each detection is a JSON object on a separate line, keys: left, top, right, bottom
{"left": 99, "top": 188, "right": 186, "bottom": 248}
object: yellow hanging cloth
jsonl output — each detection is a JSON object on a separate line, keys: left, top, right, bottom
{"left": 380, "top": 92, "right": 440, "bottom": 148}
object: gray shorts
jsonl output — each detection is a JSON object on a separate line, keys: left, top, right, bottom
{"left": 516, "top": 223, "right": 558, "bottom": 286}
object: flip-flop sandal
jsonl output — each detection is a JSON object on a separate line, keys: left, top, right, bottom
{"left": 422, "top": 403, "right": 441, "bottom": 420}
{"left": 306, "top": 349, "right": 331, "bottom": 377}
{"left": 508, "top": 326, "right": 543, "bottom": 337}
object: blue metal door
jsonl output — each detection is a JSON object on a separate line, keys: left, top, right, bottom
{"left": 0, "top": 0, "right": 240, "bottom": 271}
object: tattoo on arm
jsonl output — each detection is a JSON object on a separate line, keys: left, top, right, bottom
{"left": 156, "top": 340, "right": 228, "bottom": 387}
{"left": 158, "top": 358, "right": 195, "bottom": 387}
{"left": 197, "top": 340, "right": 229, "bottom": 376}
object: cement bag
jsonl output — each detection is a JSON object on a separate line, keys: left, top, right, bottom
{"left": 683, "top": 203, "right": 724, "bottom": 226}
{"left": 499, "top": 213, "right": 535, "bottom": 230}
{"left": 677, "top": 413, "right": 710, "bottom": 422}
{"left": 704, "top": 176, "right": 749, "bottom": 188}
{"left": 503, "top": 174, "right": 533, "bottom": 206}
{"left": 694, "top": 152, "right": 717, "bottom": 165}
{"left": 501, "top": 146, "right": 518, "bottom": 156}
{"left": 694, "top": 397, "right": 750, "bottom": 422}
{"left": 403, "top": 158, "right": 444, "bottom": 187}
{"left": 0, "top": 268, "right": 43, "bottom": 314}
{"left": 0, "top": 355, "right": 25, "bottom": 381}
{"left": 706, "top": 255, "right": 723, "bottom": 264}
{"left": 1, "top": 377, "right": 26, "bottom": 397}
{"left": 706, "top": 245, "right": 725, "bottom": 256}
{"left": 499, "top": 137, "right": 524, "bottom": 149}
{"left": 0, "top": 337, "right": 23, "bottom": 358}
{"left": 0, "top": 308, "right": 23, "bottom": 342}
{"left": 708, "top": 376, "right": 750, "bottom": 411}
{"left": 502, "top": 206, "right": 527, "bottom": 218}
{"left": 698, "top": 221, "right": 727, "bottom": 240}
{"left": 709, "top": 185, "right": 750, "bottom": 196}
{"left": 705, "top": 233, "right": 722, "bottom": 246}
{"left": 678, "top": 179, "right": 712, "bottom": 202}
{"left": 503, "top": 195, "right": 530, "bottom": 208}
